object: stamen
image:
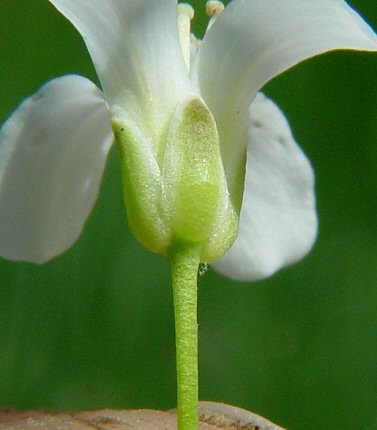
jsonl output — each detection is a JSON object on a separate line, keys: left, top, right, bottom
{"left": 178, "top": 3, "right": 195, "bottom": 72}
{"left": 206, "top": 1, "right": 225, "bottom": 17}
{"left": 205, "top": 1, "right": 224, "bottom": 31}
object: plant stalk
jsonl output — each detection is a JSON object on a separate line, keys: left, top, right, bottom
{"left": 170, "top": 243, "right": 200, "bottom": 430}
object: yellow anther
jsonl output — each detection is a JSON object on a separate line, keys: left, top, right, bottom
{"left": 178, "top": 3, "right": 195, "bottom": 20}
{"left": 206, "top": 1, "right": 225, "bottom": 17}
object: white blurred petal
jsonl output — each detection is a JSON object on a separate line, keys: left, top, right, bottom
{"left": 213, "top": 94, "right": 317, "bottom": 281}
{"left": 197, "top": 0, "right": 377, "bottom": 118}
{"left": 0, "top": 75, "right": 113, "bottom": 263}
{"left": 195, "top": 0, "right": 377, "bottom": 194}
{"left": 48, "top": 0, "right": 191, "bottom": 135}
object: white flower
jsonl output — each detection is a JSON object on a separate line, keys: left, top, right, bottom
{"left": 0, "top": 0, "right": 376, "bottom": 280}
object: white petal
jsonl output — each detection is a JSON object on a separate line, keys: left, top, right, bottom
{"left": 0, "top": 76, "right": 113, "bottom": 263}
{"left": 194, "top": 0, "right": 377, "bottom": 198}
{"left": 48, "top": 0, "right": 191, "bottom": 135}
{"left": 213, "top": 94, "right": 317, "bottom": 281}
{"left": 196, "top": 0, "right": 377, "bottom": 118}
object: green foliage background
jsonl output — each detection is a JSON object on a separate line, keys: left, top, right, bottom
{"left": 0, "top": 1, "right": 376, "bottom": 429}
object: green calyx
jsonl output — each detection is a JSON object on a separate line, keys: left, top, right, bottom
{"left": 114, "top": 96, "right": 238, "bottom": 263}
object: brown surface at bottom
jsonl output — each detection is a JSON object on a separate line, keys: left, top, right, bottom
{"left": 0, "top": 408, "right": 216, "bottom": 430}
{"left": 0, "top": 402, "right": 286, "bottom": 430}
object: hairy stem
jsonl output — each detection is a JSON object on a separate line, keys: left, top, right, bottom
{"left": 170, "top": 243, "right": 200, "bottom": 430}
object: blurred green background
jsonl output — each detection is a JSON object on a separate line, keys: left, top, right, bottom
{"left": 0, "top": 1, "right": 376, "bottom": 429}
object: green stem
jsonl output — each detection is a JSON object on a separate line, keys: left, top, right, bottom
{"left": 170, "top": 243, "right": 200, "bottom": 430}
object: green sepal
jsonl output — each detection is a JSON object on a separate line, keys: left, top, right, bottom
{"left": 114, "top": 119, "right": 170, "bottom": 254}
{"left": 162, "top": 97, "right": 238, "bottom": 262}
{"left": 114, "top": 97, "right": 239, "bottom": 263}
{"left": 162, "top": 98, "right": 223, "bottom": 241}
